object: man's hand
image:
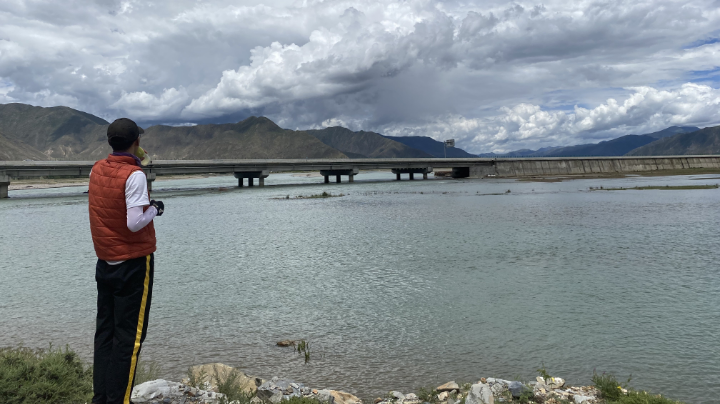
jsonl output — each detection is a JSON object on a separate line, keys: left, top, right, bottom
{"left": 150, "top": 200, "right": 164, "bottom": 216}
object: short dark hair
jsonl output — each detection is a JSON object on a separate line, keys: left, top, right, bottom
{"left": 109, "top": 137, "right": 136, "bottom": 151}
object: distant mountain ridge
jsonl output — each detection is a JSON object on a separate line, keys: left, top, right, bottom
{"left": 0, "top": 103, "right": 429, "bottom": 161}
{"left": 140, "top": 117, "right": 346, "bottom": 160}
{"left": 628, "top": 126, "right": 720, "bottom": 155}
{"left": 479, "top": 126, "right": 701, "bottom": 157}
{"left": 2, "top": 102, "right": 717, "bottom": 161}
{"left": 306, "top": 127, "right": 431, "bottom": 158}
{"left": 383, "top": 135, "right": 477, "bottom": 158}
{"left": 644, "top": 126, "right": 701, "bottom": 139}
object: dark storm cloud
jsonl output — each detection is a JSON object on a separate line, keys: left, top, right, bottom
{"left": 1, "top": 0, "right": 719, "bottom": 153}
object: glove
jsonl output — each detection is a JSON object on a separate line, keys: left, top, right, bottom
{"left": 150, "top": 200, "right": 164, "bottom": 216}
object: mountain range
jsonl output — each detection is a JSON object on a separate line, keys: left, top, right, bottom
{"left": 0, "top": 103, "right": 443, "bottom": 161}
{"left": 628, "top": 125, "right": 720, "bottom": 156}
{"left": 478, "top": 126, "right": 701, "bottom": 157}
{"left": 0, "top": 102, "right": 718, "bottom": 161}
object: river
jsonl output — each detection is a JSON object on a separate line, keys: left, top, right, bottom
{"left": 1, "top": 172, "right": 718, "bottom": 403}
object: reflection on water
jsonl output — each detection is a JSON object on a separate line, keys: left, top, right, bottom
{"left": 1, "top": 172, "right": 719, "bottom": 403}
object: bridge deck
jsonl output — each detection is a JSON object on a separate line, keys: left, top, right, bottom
{"left": 1, "top": 155, "right": 717, "bottom": 178}
{"left": 2, "top": 156, "right": 720, "bottom": 198}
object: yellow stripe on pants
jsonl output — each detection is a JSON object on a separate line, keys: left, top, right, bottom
{"left": 124, "top": 255, "right": 151, "bottom": 404}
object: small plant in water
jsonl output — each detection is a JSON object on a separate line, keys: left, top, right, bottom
{"left": 297, "top": 339, "right": 311, "bottom": 363}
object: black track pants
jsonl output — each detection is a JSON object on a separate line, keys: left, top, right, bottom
{"left": 93, "top": 254, "right": 154, "bottom": 404}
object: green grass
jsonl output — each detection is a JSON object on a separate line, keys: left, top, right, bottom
{"left": 0, "top": 345, "right": 93, "bottom": 404}
{"left": 593, "top": 372, "right": 686, "bottom": 404}
{"left": 213, "top": 368, "right": 254, "bottom": 404}
{"left": 590, "top": 184, "right": 718, "bottom": 191}
{"left": 416, "top": 386, "right": 439, "bottom": 403}
{"left": 133, "top": 356, "right": 161, "bottom": 386}
{"left": 284, "top": 396, "right": 323, "bottom": 404}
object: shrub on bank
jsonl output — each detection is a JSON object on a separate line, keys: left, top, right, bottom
{"left": 593, "top": 372, "right": 685, "bottom": 404}
{"left": 0, "top": 345, "right": 93, "bottom": 404}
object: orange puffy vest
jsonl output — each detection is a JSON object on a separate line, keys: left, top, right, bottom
{"left": 89, "top": 154, "right": 156, "bottom": 261}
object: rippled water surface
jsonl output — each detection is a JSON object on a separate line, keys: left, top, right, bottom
{"left": 1, "top": 172, "right": 719, "bottom": 403}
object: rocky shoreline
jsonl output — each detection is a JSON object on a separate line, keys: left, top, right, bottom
{"left": 130, "top": 363, "right": 603, "bottom": 404}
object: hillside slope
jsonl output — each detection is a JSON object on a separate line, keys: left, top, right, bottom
{"left": 539, "top": 135, "right": 657, "bottom": 157}
{"left": 477, "top": 126, "right": 704, "bottom": 157}
{"left": 0, "top": 103, "right": 349, "bottom": 160}
{"left": 0, "top": 103, "right": 109, "bottom": 158}
{"left": 306, "top": 127, "right": 431, "bottom": 158}
{"left": 644, "top": 126, "right": 700, "bottom": 139}
{"left": 627, "top": 126, "right": 720, "bottom": 155}
{"left": 0, "top": 130, "right": 49, "bottom": 161}
{"left": 383, "top": 136, "right": 476, "bottom": 158}
{"left": 142, "top": 117, "right": 347, "bottom": 160}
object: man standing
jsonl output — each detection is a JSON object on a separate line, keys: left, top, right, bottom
{"left": 88, "top": 118, "right": 165, "bottom": 404}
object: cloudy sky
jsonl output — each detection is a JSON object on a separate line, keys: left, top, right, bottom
{"left": 1, "top": 0, "right": 719, "bottom": 153}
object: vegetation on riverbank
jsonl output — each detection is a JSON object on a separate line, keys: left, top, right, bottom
{"left": 592, "top": 372, "right": 683, "bottom": 404}
{"left": 589, "top": 184, "right": 718, "bottom": 191}
{"left": 274, "top": 192, "right": 345, "bottom": 199}
{"left": 0, "top": 345, "right": 93, "bottom": 404}
{"left": 0, "top": 345, "right": 688, "bottom": 404}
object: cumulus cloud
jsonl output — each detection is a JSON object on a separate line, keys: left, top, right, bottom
{"left": 382, "top": 84, "right": 720, "bottom": 153}
{"left": 1, "top": 0, "right": 719, "bottom": 152}
{"left": 112, "top": 87, "right": 190, "bottom": 120}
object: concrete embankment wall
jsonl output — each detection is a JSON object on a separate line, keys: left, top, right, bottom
{"left": 469, "top": 156, "right": 720, "bottom": 178}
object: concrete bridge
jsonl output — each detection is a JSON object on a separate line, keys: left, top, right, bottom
{"left": 1, "top": 155, "right": 719, "bottom": 198}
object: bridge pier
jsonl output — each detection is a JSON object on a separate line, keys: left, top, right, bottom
{"left": 145, "top": 172, "right": 157, "bottom": 192}
{"left": 320, "top": 168, "right": 358, "bottom": 184}
{"left": 392, "top": 167, "right": 433, "bottom": 181}
{"left": 234, "top": 170, "right": 269, "bottom": 188}
{"left": 0, "top": 172, "right": 9, "bottom": 199}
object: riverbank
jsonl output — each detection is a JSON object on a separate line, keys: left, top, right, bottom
{"left": 0, "top": 346, "right": 686, "bottom": 404}
{"left": 8, "top": 167, "right": 720, "bottom": 191}
{"left": 7, "top": 173, "right": 222, "bottom": 190}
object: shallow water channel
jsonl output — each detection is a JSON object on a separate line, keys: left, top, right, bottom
{"left": 1, "top": 172, "right": 719, "bottom": 403}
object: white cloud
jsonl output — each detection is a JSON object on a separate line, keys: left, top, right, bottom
{"left": 382, "top": 84, "right": 720, "bottom": 153}
{"left": 0, "top": 0, "right": 719, "bottom": 151}
{"left": 112, "top": 87, "right": 190, "bottom": 120}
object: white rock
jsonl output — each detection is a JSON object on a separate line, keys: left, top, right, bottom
{"left": 187, "top": 363, "right": 258, "bottom": 394}
{"left": 437, "top": 392, "right": 449, "bottom": 401}
{"left": 317, "top": 389, "right": 334, "bottom": 403}
{"left": 391, "top": 391, "right": 405, "bottom": 401}
{"left": 437, "top": 382, "right": 460, "bottom": 392}
{"left": 490, "top": 383, "right": 505, "bottom": 395}
{"left": 465, "top": 383, "right": 493, "bottom": 404}
{"left": 330, "top": 390, "right": 363, "bottom": 404}
{"left": 574, "top": 395, "right": 593, "bottom": 404}
{"left": 270, "top": 391, "right": 284, "bottom": 404}
{"left": 405, "top": 393, "right": 418, "bottom": 401}
{"left": 131, "top": 379, "right": 180, "bottom": 403}
{"left": 547, "top": 377, "right": 565, "bottom": 389}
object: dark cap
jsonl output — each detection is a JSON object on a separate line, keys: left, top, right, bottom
{"left": 107, "top": 118, "right": 145, "bottom": 143}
